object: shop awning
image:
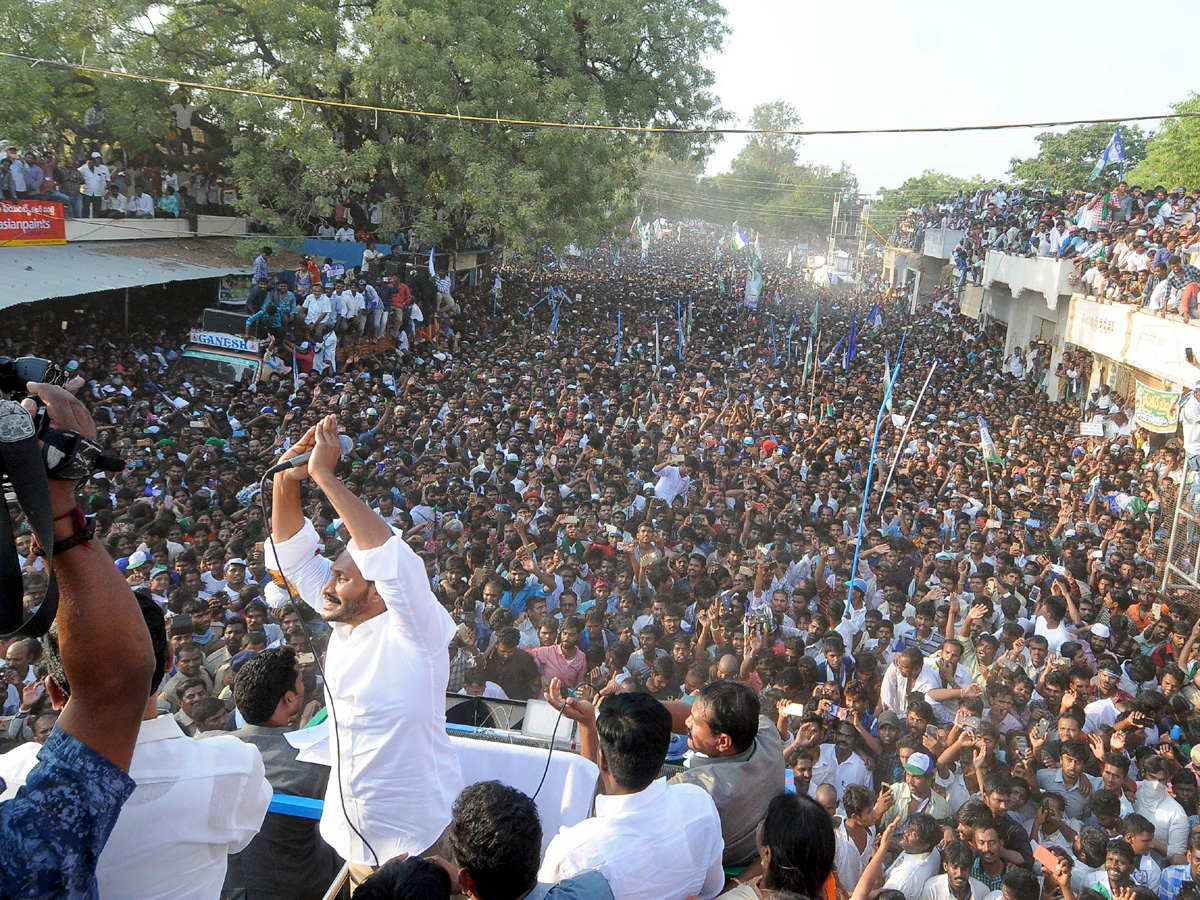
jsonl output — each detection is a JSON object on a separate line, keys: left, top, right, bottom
{"left": 0, "top": 238, "right": 257, "bottom": 310}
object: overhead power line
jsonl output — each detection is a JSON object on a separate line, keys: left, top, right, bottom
{"left": 1, "top": 51, "right": 1194, "bottom": 137}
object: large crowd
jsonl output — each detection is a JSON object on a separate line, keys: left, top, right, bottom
{"left": 3, "top": 215, "right": 1200, "bottom": 900}
{"left": 3, "top": 137, "right": 420, "bottom": 243}
{"left": 893, "top": 184, "right": 1200, "bottom": 315}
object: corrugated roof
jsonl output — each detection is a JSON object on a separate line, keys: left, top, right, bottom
{"left": 0, "top": 238, "right": 257, "bottom": 309}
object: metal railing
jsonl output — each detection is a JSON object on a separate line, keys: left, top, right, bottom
{"left": 1159, "top": 467, "right": 1200, "bottom": 611}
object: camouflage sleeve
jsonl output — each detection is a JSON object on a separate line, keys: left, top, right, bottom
{"left": 0, "top": 725, "right": 136, "bottom": 900}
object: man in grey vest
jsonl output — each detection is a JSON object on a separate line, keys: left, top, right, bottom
{"left": 225, "top": 647, "right": 340, "bottom": 900}
{"left": 666, "top": 681, "right": 786, "bottom": 865}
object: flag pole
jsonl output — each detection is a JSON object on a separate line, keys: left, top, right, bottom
{"left": 877, "top": 359, "right": 938, "bottom": 514}
{"left": 982, "top": 452, "right": 994, "bottom": 510}
{"left": 808, "top": 331, "right": 821, "bottom": 420}
{"left": 654, "top": 315, "right": 661, "bottom": 377}
{"left": 851, "top": 357, "right": 902, "bottom": 582}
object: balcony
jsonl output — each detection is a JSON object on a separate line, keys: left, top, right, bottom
{"left": 982, "top": 251, "right": 1078, "bottom": 309}
{"left": 65, "top": 215, "right": 248, "bottom": 242}
{"left": 1065, "top": 293, "right": 1200, "bottom": 385}
{"left": 922, "top": 227, "right": 965, "bottom": 260}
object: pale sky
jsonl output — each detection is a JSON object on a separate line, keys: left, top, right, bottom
{"left": 704, "top": 0, "right": 1188, "bottom": 194}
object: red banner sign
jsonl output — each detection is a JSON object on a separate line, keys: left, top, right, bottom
{"left": 0, "top": 200, "right": 66, "bottom": 246}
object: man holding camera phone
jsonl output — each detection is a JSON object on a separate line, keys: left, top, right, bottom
{"left": 265, "top": 414, "right": 463, "bottom": 886}
{"left": 1, "top": 382, "right": 156, "bottom": 898}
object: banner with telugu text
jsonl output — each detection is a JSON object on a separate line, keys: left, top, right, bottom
{"left": 1134, "top": 380, "right": 1180, "bottom": 434}
{"left": 0, "top": 200, "right": 65, "bottom": 246}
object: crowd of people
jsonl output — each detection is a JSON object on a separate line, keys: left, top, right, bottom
{"left": 1, "top": 140, "right": 441, "bottom": 245}
{"left": 2, "top": 144, "right": 244, "bottom": 221}
{"left": 2, "top": 219, "right": 1200, "bottom": 900}
{"left": 892, "top": 182, "right": 1200, "bottom": 316}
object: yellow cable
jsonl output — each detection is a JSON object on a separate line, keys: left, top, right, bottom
{"left": 1, "top": 51, "right": 1191, "bottom": 137}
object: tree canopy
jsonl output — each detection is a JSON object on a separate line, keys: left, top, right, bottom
{"left": 639, "top": 100, "right": 857, "bottom": 241}
{"left": 1007, "top": 123, "right": 1147, "bottom": 192}
{"left": 0, "top": 0, "right": 730, "bottom": 250}
{"left": 1130, "top": 95, "right": 1200, "bottom": 191}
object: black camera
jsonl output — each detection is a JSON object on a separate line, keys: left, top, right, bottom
{"left": 0, "top": 356, "right": 56, "bottom": 399}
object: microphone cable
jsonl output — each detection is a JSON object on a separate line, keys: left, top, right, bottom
{"left": 531, "top": 699, "right": 566, "bottom": 802}
{"left": 258, "top": 469, "right": 381, "bottom": 868}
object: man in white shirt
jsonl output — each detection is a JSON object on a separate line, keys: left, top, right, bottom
{"left": 652, "top": 453, "right": 694, "bottom": 508}
{"left": 303, "top": 284, "right": 339, "bottom": 373}
{"left": 539, "top": 687, "right": 725, "bottom": 900}
{"left": 1084, "top": 660, "right": 1124, "bottom": 732}
{"left": 882, "top": 812, "right": 943, "bottom": 899}
{"left": 1047, "top": 223, "right": 1067, "bottom": 256}
{"left": 342, "top": 285, "right": 366, "bottom": 340}
{"left": 835, "top": 784, "right": 879, "bottom": 894}
{"left": 458, "top": 668, "right": 509, "bottom": 699}
{"left": 1, "top": 592, "right": 271, "bottom": 900}
{"left": 330, "top": 279, "right": 353, "bottom": 329}
{"left": 77, "top": 151, "right": 110, "bottom": 217}
{"left": 919, "top": 839, "right": 989, "bottom": 900}
{"left": 265, "top": 416, "right": 463, "bottom": 887}
{"left": 1135, "top": 757, "right": 1189, "bottom": 866}
{"left": 128, "top": 187, "right": 155, "bottom": 218}
{"left": 304, "top": 284, "right": 336, "bottom": 330}
{"left": 102, "top": 184, "right": 128, "bottom": 217}
{"left": 826, "top": 718, "right": 873, "bottom": 801}
{"left": 879, "top": 647, "right": 939, "bottom": 716}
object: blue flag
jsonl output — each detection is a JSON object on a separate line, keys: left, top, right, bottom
{"left": 845, "top": 310, "right": 858, "bottom": 371}
{"left": 1090, "top": 127, "right": 1127, "bottom": 181}
{"left": 866, "top": 302, "right": 883, "bottom": 336}
{"left": 822, "top": 336, "right": 844, "bottom": 367}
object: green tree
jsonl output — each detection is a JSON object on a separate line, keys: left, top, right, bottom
{"left": 219, "top": 0, "right": 730, "bottom": 249}
{"left": 0, "top": 0, "right": 730, "bottom": 251}
{"left": 0, "top": 0, "right": 179, "bottom": 157}
{"left": 1131, "top": 95, "right": 1200, "bottom": 190}
{"left": 638, "top": 153, "right": 707, "bottom": 222}
{"left": 731, "top": 101, "right": 803, "bottom": 176}
{"left": 645, "top": 101, "right": 857, "bottom": 241}
{"left": 1007, "top": 123, "right": 1147, "bottom": 192}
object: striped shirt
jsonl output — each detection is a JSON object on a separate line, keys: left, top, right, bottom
{"left": 1166, "top": 264, "right": 1200, "bottom": 292}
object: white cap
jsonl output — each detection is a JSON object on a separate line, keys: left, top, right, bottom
{"left": 903, "top": 752, "right": 934, "bottom": 776}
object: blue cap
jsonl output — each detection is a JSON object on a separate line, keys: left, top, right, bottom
{"left": 847, "top": 578, "right": 868, "bottom": 594}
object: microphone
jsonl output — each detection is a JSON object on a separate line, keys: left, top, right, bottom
{"left": 266, "top": 434, "right": 354, "bottom": 476}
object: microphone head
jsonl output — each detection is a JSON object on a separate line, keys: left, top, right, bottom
{"left": 338, "top": 434, "right": 354, "bottom": 456}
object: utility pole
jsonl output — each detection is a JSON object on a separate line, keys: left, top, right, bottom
{"left": 828, "top": 194, "right": 840, "bottom": 261}
{"left": 856, "top": 197, "right": 873, "bottom": 285}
